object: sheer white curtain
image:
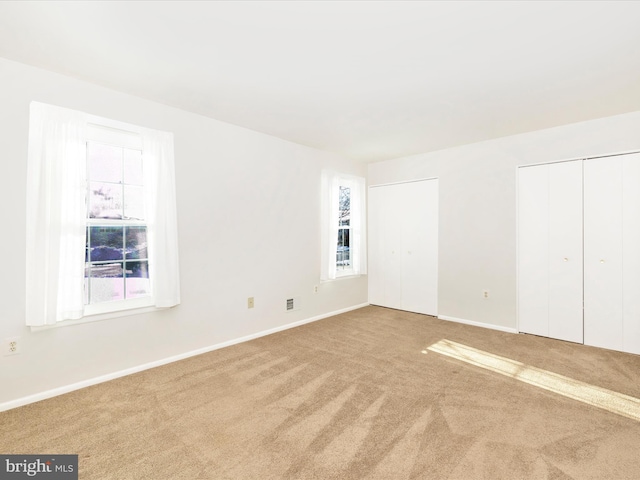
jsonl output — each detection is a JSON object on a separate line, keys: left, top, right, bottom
{"left": 141, "top": 129, "right": 181, "bottom": 307}
{"left": 349, "top": 175, "right": 367, "bottom": 276}
{"left": 321, "top": 171, "right": 341, "bottom": 280}
{"left": 26, "top": 102, "right": 87, "bottom": 326}
{"left": 320, "top": 171, "right": 367, "bottom": 280}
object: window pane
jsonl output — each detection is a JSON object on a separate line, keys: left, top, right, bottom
{"left": 89, "top": 226, "right": 124, "bottom": 261}
{"left": 337, "top": 228, "right": 351, "bottom": 269}
{"left": 124, "top": 185, "right": 144, "bottom": 220}
{"left": 125, "top": 226, "right": 147, "bottom": 259}
{"left": 89, "top": 182, "right": 123, "bottom": 219}
{"left": 89, "top": 263, "right": 124, "bottom": 303}
{"left": 337, "top": 228, "right": 350, "bottom": 249}
{"left": 88, "top": 143, "right": 122, "bottom": 184}
{"left": 339, "top": 186, "right": 350, "bottom": 226}
{"left": 124, "top": 149, "right": 143, "bottom": 186}
{"left": 83, "top": 139, "right": 154, "bottom": 306}
{"left": 125, "top": 261, "right": 150, "bottom": 299}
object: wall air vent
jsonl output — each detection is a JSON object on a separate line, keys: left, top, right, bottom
{"left": 286, "top": 297, "right": 301, "bottom": 312}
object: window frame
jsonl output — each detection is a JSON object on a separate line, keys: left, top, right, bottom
{"left": 84, "top": 125, "right": 155, "bottom": 317}
{"left": 335, "top": 183, "right": 354, "bottom": 277}
{"left": 82, "top": 121, "right": 155, "bottom": 318}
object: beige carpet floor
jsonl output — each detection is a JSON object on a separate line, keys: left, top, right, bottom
{"left": 2, "top": 306, "right": 640, "bottom": 479}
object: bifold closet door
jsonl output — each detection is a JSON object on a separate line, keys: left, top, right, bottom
{"left": 368, "top": 183, "right": 403, "bottom": 310}
{"left": 584, "top": 154, "right": 640, "bottom": 354}
{"left": 368, "top": 180, "right": 438, "bottom": 316}
{"left": 548, "top": 162, "right": 583, "bottom": 343}
{"left": 518, "top": 161, "right": 583, "bottom": 343}
{"left": 401, "top": 180, "right": 438, "bottom": 315}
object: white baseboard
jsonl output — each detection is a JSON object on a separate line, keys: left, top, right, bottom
{"left": 438, "top": 314, "right": 518, "bottom": 334}
{"left": 0, "top": 303, "right": 369, "bottom": 412}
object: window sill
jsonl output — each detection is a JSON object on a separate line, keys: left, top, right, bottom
{"left": 321, "top": 272, "right": 366, "bottom": 282}
{"left": 30, "top": 300, "right": 163, "bottom": 332}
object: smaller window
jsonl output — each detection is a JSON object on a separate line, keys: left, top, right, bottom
{"left": 337, "top": 185, "right": 351, "bottom": 271}
{"left": 320, "top": 171, "right": 367, "bottom": 281}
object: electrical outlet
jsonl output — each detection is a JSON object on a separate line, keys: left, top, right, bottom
{"left": 4, "top": 337, "right": 20, "bottom": 356}
{"left": 247, "top": 297, "right": 254, "bottom": 309}
{"left": 483, "top": 290, "right": 489, "bottom": 299}
{"left": 314, "top": 285, "right": 318, "bottom": 294}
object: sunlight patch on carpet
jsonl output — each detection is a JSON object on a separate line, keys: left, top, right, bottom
{"left": 426, "top": 339, "right": 640, "bottom": 422}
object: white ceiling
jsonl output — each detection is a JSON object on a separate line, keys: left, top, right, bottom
{"left": 1, "top": 1, "right": 640, "bottom": 162}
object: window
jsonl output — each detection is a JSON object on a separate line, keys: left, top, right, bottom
{"left": 321, "top": 171, "right": 367, "bottom": 280}
{"left": 337, "top": 185, "right": 351, "bottom": 270}
{"left": 26, "top": 102, "right": 180, "bottom": 327}
{"left": 84, "top": 140, "right": 150, "bottom": 306}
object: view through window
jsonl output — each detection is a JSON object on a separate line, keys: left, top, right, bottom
{"left": 84, "top": 142, "right": 150, "bottom": 305}
{"left": 337, "top": 185, "right": 351, "bottom": 270}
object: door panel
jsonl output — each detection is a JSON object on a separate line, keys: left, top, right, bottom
{"left": 401, "top": 180, "right": 438, "bottom": 315}
{"left": 383, "top": 184, "right": 404, "bottom": 309}
{"left": 548, "top": 161, "right": 583, "bottom": 343}
{"left": 368, "top": 184, "right": 403, "bottom": 309}
{"left": 422, "top": 180, "right": 439, "bottom": 315}
{"left": 622, "top": 153, "right": 640, "bottom": 354}
{"left": 518, "top": 165, "right": 550, "bottom": 337}
{"left": 584, "top": 157, "right": 624, "bottom": 351}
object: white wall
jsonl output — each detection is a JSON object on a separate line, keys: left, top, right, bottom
{"left": 369, "top": 111, "right": 640, "bottom": 331}
{"left": 0, "top": 58, "right": 367, "bottom": 407}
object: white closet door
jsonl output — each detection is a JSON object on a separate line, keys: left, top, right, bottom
{"left": 518, "top": 165, "right": 550, "bottom": 337}
{"left": 520, "top": 153, "right": 640, "bottom": 353}
{"left": 584, "top": 157, "right": 624, "bottom": 351}
{"left": 548, "top": 161, "right": 583, "bottom": 343}
{"left": 401, "top": 180, "right": 438, "bottom": 315}
{"left": 622, "top": 154, "right": 640, "bottom": 354}
{"left": 518, "top": 161, "right": 582, "bottom": 342}
{"left": 368, "top": 180, "right": 438, "bottom": 315}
